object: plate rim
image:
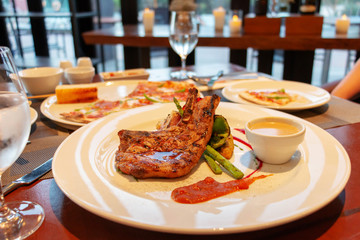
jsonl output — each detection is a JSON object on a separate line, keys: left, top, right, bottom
{"left": 30, "top": 107, "right": 38, "bottom": 125}
{"left": 52, "top": 102, "right": 351, "bottom": 235}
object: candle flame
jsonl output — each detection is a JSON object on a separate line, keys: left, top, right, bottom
{"left": 341, "top": 14, "right": 348, "bottom": 20}
{"left": 145, "top": 8, "right": 150, "bottom": 11}
{"left": 232, "top": 15, "right": 239, "bottom": 21}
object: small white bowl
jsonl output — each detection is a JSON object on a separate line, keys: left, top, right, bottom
{"left": 65, "top": 66, "right": 95, "bottom": 84}
{"left": 77, "top": 57, "right": 93, "bottom": 67}
{"left": 19, "top": 67, "right": 63, "bottom": 95}
{"left": 245, "top": 116, "right": 306, "bottom": 165}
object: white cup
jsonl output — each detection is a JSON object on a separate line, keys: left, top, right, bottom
{"left": 59, "top": 60, "right": 73, "bottom": 84}
{"left": 77, "top": 57, "right": 93, "bottom": 67}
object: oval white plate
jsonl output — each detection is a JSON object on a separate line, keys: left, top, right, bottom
{"left": 222, "top": 80, "right": 331, "bottom": 111}
{"left": 52, "top": 102, "right": 350, "bottom": 234}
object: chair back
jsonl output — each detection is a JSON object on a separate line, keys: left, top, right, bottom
{"left": 244, "top": 16, "right": 281, "bottom": 35}
{"left": 283, "top": 15, "right": 324, "bottom": 84}
{"left": 285, "top": 15, "right": 323, "bottom": 36}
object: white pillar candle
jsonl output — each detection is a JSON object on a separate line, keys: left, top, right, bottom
{"left": 335, "top": 14, "right": 350, "bottom": 34}
{"left": 229, "top": 15, "right": 242, "bottom": 34}
{"left": 143, "top": 8, "right": 155, "bottom": 33}
{"left": 213, "top": 6, "right": 226, "bottom": 31}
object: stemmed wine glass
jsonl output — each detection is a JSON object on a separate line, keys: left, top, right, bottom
{"left": 169, "top": 11, "right": 198, "bottom": 80}
{"left": 0, "top": 46, "right": 44, "bottom": 239}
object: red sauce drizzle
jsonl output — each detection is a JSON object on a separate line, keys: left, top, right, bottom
{"left": 172, "top": 175, "right": 268, "bottom": 204}
{"left": 171, "top": 128, "right": 267, "bottom": 204}
{"left": 234, "top": 128, "right": 245, "bottom": 134}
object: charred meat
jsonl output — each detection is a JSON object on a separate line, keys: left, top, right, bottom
{"left": 115, "top": 88, "right": 221, "bottom": 178}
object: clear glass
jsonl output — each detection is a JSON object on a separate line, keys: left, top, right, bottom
{"left": 169, "top": 11, "right": 199, "bottom": 80}
{"left": 0, "top": 47, "right": 44, "bottom": 239}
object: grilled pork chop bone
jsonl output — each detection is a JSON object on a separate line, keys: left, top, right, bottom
{"left": 115, "top": 88, "right": 221, "bottom": 178}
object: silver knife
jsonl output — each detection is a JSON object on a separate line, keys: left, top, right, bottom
{"left": 3, "top": 158, "right": 53, "bottom": 196}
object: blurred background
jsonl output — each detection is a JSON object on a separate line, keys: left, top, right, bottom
{"left": 0, "top": 0, "right": 359, "bottom": 86}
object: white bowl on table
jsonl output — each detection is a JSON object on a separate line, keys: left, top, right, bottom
{"left": 65, "top": 66, "right": 95, "bottom": 84}
{"left": 19, "top": 67, "right": 63, "bottom": 95}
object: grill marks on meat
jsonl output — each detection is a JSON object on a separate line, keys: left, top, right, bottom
{"left": 115, "top": 88, "right": 220, "bottom": 178}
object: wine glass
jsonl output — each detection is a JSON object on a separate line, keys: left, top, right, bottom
{"left": 169, "top": 11, "right": 198, "bottom": 80}
{"left": 0, "top": 46, "right": 44, "bottom": 239}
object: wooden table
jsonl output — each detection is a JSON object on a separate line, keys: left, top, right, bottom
{"left": 82, "top": 23, "right": 360, "bottom": 51}
{"left": 82, "top": 20, "right": 360, "bottom": 84}
{"left": 4, "top": 65, "right": 360, "bottom": 239}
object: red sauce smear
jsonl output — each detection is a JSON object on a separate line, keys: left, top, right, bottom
{"left": 171, "top": 128, "right": 267, "bottom": 204}
{"left": 172, "top": 175, "right": 268, "bottom": 204}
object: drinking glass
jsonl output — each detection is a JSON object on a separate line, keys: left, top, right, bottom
{"left": 0, "top": 46, "right": 44, "bottom": 239}
{"left": 169, "top": 11, "right": 198, "bottom": 80}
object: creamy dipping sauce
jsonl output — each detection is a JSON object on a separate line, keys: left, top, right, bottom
{"left": 250, "top": 121, "right": 299, "bottom": 136}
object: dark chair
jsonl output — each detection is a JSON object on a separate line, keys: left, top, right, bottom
{"left": 282, "top": 15, "right": 324, "bottom": 84}
{"left": 243, "top": 16, "right": 281, "bottom": 75}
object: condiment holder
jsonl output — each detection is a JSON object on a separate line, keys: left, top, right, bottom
{"left": 59, "top": 60, "right": 73, "bottom": 84}
{"left": 245, "top": 116, "right": 306, "bottom": 164}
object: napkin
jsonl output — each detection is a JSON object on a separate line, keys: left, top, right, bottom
{"left": 1, "top": 135, "right": 67, "bottom": 186}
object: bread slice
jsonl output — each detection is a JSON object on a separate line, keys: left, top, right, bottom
{"left": 55, "top": 84, "right": 98, "bottom": 104}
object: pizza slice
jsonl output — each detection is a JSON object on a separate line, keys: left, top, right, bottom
{"left": 239, "top": 88, "right": 297, "bottom": 106}
{"left": 59, "top": 81, "right": 198, "bottom": 124}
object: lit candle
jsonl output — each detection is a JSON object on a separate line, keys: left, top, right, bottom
{"left": 143, "top": 8, "right": 155, "bottom": 33}
{"left": 229, "top": 15, "right": 242, "bottom": 34}
{"left": 213, "top": 6, "right": 226, "bottom": 31}
{"left": 335, "top": 14, "right": 350, "bottom": 34}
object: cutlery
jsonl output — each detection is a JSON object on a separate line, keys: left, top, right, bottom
{"left": 207, "top": 70, "right": 224, "bottom": 87}
{"left": 188, "top": 71, "right": 258, "bottom": 86}
{"left": 3, "top": 158, "right": 53, "bottom": 196}
{"left": 187, "top": 70, "right": 223, "bottom": 86}
{"left": 27, "top": 93, "right": 55, "bottom": 100}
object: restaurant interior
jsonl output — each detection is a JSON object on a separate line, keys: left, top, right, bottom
{"left": 0, "top": 0, "right": 360, "bottom": 239}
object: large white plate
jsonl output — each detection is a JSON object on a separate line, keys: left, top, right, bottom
{"left": 40, "top": 80, "right": 147, "bottom": 130}
{"left": 222, "top": 80, "right": 331, "bottom": 111}
{"left": 53, "top": 102, "right": 350, "bottom": 235}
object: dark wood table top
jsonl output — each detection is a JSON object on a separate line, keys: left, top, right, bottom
{"left": 3, "top": 64, "right": 360, "bottom": 239}
{"left": 82, "top": 23, "right": 360, "bottom": 50}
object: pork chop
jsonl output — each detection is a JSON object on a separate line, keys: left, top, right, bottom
{"left": 115, "top": 88, "right": 221, "bottom": 178}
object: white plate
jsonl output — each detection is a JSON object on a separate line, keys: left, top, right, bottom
{"left": 53, "top": 102, "right": 350, "bottom": 234}
{"left": 40, "top": 80, "right": 147, "bottom": 130}
{"left": 222, "top": 80, "right": 331, "bottom": 111}
{"left": 30, "top": 107, "right": 38, "bottom": 125}
{"left": 100, "top": 69, "right": 149, "bottom": 81}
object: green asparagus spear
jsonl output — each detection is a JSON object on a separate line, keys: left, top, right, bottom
{"left": 173, "top": 97, "right": 184, "bottom": 116}
{"left": 203, "top": 153, "right": 222, "bottom": 174}
{"left": 205, "top": 145, "right": 244, "bottom": 179}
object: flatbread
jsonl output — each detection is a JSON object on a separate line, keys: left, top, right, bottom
{"left": 239, "top": 89, "right": 297, "bottom": 107}
{"left": 60, "top": 81, "right": 197, "bottom": 124}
